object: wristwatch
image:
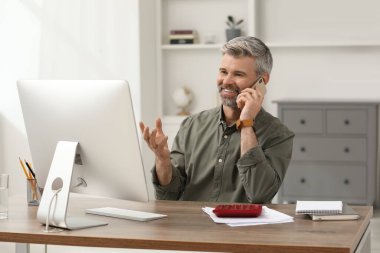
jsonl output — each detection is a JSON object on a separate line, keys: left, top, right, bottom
{"left": 236, "top": 119, "right": 254, "bottom": 129}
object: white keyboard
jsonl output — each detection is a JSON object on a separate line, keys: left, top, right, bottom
{"left": 85, "top": 207, "right": 167, "bottom": 221}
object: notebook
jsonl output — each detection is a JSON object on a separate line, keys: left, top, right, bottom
{"left": 308, "top": 204, "right": 359, "bottom": 221}
{"left": 295, "top": 201, "right": 343, "bottom": 215}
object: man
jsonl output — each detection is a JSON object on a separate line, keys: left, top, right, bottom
{"left": 140, "top": 36, "right": 294, "bottom": 203}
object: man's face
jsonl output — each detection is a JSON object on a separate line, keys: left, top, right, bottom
{"left": 217, "top": 54, "right": 258, "bottom": 108}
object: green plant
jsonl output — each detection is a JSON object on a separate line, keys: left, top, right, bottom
{"left": 226, "top": 15, "right": 243, "bottom": 29}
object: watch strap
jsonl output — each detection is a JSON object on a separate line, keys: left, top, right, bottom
{"left": 236, "top": 119, "right": 254, "bottom": 129}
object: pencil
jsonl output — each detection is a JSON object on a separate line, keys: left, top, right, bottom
{"left": 25, "top": 160, "right": 36, "bottom": 179}
{"left": 19, "top": 157, "right": 31, "bottom": 179}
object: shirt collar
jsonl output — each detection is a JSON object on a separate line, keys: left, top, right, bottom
{"left": 218, "top": 105, "right": 227, "bottom": 129}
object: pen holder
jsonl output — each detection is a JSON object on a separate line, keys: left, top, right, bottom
{"left": 27, "top": 178, "right": 43, "bottom": 206}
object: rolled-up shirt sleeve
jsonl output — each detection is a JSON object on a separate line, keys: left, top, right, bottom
{"left": 151, "top": 118, "right": 189, "bottom": 200}
{"left": 152, "top": 164, "right": 184, "bottom": 200}
{"left": 237, "top": 130, "right": 294, "bottom": 203}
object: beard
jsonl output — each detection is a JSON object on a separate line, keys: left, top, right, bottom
{"left": 220, "top": 96, "right": 238, "bottom": 108}
{"left": 218, "top": 86, "right": 238, "bottom": 109}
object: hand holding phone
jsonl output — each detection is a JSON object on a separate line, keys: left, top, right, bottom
{"left": 251, "top": 76, "right": 266, "bottom": 95}
{"left": 236, "top": 76, "right": 266, "bottom": 120}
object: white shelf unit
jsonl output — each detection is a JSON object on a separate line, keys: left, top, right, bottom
{"left": 267, "top": 41, "right": 380, "bottom": 48}
{"left": 161, "top": 44, "right": 223, "bottom": 50}
{"left": 156, "top": 0, "right": 258, "bottom": 117}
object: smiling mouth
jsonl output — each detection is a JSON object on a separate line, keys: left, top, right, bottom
{"left": 219, "top": 87, "right": 240, "bottom": 94}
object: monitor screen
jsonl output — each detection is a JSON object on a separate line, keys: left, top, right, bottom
{"left": 17, "top": 80, "right": 149, "bottom": 203}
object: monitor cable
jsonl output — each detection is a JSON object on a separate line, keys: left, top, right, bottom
{"left": 43, "top": 188, "right": 64, "bottom": 253}
{"left": 43, "top": 188, "right": 63, "bottom": 233}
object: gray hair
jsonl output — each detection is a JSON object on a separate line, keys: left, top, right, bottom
{"left": 221, "top": 36, "right": 273, "bottom": 75}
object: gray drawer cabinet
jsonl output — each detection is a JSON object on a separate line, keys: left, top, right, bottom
{"left": 276, "top": 102, "right": 377, "bottom": 205}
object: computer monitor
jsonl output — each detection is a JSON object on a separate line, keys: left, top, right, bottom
{"left": 17, "top": 80, "right": 149, "bottom": 229}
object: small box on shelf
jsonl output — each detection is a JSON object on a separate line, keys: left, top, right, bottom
{"left": 169, "top": 29, "right": 198, "bottom": 45}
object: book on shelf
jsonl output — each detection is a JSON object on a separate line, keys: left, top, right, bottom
{"left": 168, "top": 29, "right": 198, "bottom": 44}
{"left": 308, "top": 204, "right": 360, "bottom": 221}
{"left": 295, "top": 200, "right": 343, "bottom": 215}
{"left": 170, "top": 29, "right": 196, "bottom": 35}
{"left": 170, "top": 38, "right": 195, "bottom": 45}
{"left": 169, "top": 34, "right": 195, "bottom": 40}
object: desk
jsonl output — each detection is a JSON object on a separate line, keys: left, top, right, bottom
{"left": 0, "top": 195, "right": 372, "bottom": 253}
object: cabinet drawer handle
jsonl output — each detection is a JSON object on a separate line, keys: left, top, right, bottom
{"left": 344, "top": 147, "right": 350, "bottom": 153}
{"left": 300, "top": 178, "right": 306, "bottom": 184}
{"left": 300, "top": 146, "right": 306, "bottom": 152}
{"left": 344, "top": 179, "right": 350, "bottom": 185}
{"left": 300, "top": 119, "right": 306, "bottom": 125}
{"left": 344, "top": 119, "right": 350, "bottom": 125}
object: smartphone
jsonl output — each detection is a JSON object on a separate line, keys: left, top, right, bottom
{"left": 252, "top": 77, "right": 267, "bottom": 95}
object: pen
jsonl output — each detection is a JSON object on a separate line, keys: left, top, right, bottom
{"left": 25, "top": 160, "right": 36, "bottom": 179}
{"left": 23, "top": 159, "right": 38, "bottom": 200}
{"left": 19, "top": 157, "right": 31, "bottom": 179}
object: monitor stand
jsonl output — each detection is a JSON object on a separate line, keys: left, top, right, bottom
{"left": 37, "top": 141, "right": 108, "bottom": 230}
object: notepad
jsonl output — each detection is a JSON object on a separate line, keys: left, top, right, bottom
{"left": 295, "top": 201, "right": 343, "bottom": 215}
{"left": 308, "top": 204, "right": 359, "bottom": 221}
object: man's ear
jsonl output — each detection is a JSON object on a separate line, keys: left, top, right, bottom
{"left": 262, "top": 73, "right": 270, "bottom": 84}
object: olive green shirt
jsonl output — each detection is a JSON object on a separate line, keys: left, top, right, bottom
{"left": 152, "top": 106, "right": 294, "bottom": 203}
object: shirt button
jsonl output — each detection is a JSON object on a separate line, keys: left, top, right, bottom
{"left": 218, "top": 159, "right": 223, "bottom": 163}
{"left": 224, "top": 135, "right": 228, "bottom": 139}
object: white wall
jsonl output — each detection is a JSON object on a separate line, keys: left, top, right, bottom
{"left": 258, "top": 0, "right": 380, "bottom": 115}
{"left": 0, "top": 0, "right": 41, "bottom": 196}
{"left": 259, "top": 0, "right": 380, "bottom": 44}
{"left": 267, "top": 47, "right": 380, "bottom": 113}
{"left": 0, "top": 1, "right": 42, "bottom": 252}
{"left": 0, "top": 0, "right": 143, "bottom": 196}
{"left": 38, "top": 0, "right": 141, "bottom": 112}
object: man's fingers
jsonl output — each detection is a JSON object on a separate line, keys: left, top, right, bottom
{"left": 139, "top": 122, "right": 145, "bottom": 134}
{"left": 239, "top": 90, "right": 254, "bottom": 98}
{"left": 239, "top": 90, "right": 261, "bottom": 102}
{"left": 140, "top": 119, "right": 167, "bottom": 152}
{"left": 236, "top": 97, "right": 245, "bottom": 109}
{"left": 142, "top": 126, "right": 150, "bottom": 142}
{"left": 140, "top": 122, "right": 151, "bottom": 143}
{"left": 156, "top": 118, "right": 164, "bottom": 134}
